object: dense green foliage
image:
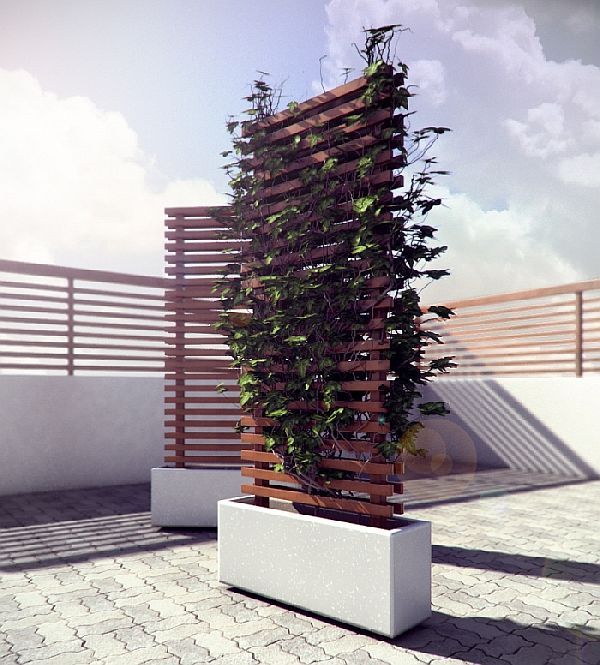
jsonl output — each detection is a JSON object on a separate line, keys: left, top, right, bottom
{"left": 216, "top": 27, "right": 455, "bottom": 494}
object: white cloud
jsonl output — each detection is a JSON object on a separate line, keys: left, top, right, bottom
{"left": 409, "top": 60, "right": 447, "bottom": 106}
{"left": 324, "top": 0, "right": 600, "bottom": 299}
{"left": 421, "top": 187, "right": 578, "bottom": 304}
{"left": 505, "top": 102, "right": 569, "bottom": 158}
{"left": 557, "top": 152, "right": 600, "bottom": 187}
{"left": 0, "top": 68, "right": 225, "bottom": 275}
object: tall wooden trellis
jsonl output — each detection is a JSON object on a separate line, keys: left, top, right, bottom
{"left": 228, "top": 70, "right": 406, "bottom": 524}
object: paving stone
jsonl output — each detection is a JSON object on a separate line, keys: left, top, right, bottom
{"left": 320, "top": 635, "right": 377, "bottom": 657}
{"left": 306, "top": 626, "right": 353, "bottom": 646}
{"left": 53, "top": 601, "right": 91, "bottom": 619}
{"left": 120, "top": 603, "right": 162, "bottom": 624}
{"left": 195, "top": 630, "right": 244, "bottom": 658}
{"left": 451, "top": 649, "right": 511, "bottom": 665}
{"left": 362, "top": 643, "right": 430, "bottom": 664}
{"left": 114, "top": 626, "right": 157, "bottom": 650}
{"left": 83, "top": 633, "right": 129, "bottom": 659}
{"left": 11, "top": 593, "right": 47, "bottom": 610}
{"left": 163, "top": 637, "right": 211, "bottom": 664}
{"left": 15, "top": 640, "right": 85, "bottom": 664}
{"left": 25, "top": 651, "right": 93, "bottom": 665}
{"left": 280, "top": 635, "right": 330, "bottom": 663}
{"left": 222, "top": 603, "right": 260, "bottom": 623}
{"left": 147, "top": 598, "right": 187, "bottom": 618}
{"left": 0, "top": 655, "right": 18, "bottom": 665}
{"left": 579, "top": 640, "right": 600, "bottom": 665}
{"left": 249, "top": 643, "right": 302, "bottom": 665}
{"left": 142, "top": 614, "right": 197, "bottom": 634}
{"left": 505, "top": 643, "right": 557, "bottom": 665}
{"left": 340, "top": 648, "right": 391, "bottom": 664}
{"left": 74, "top": 618, "right": 134, "bottom": 637}
{"left": 479, "top": 634, "right": 535, "bottom": 659}
{"left": 395, "top": 628, "right": 446, "bottom": 650}
{"left": 80, "top": 594, "right": 115, "bottom": 613}
{"left": 98, "top": 645, "right": 171, "bottom": 664}
{"left": 35, "top": 621, "right": 77, "bottom": 644}
{"left": 3, "top": 628, "right": 43, "bottom": 652}
{"left": 237, "top": 627, "right": 292, "bottom": 649}
{"left": 1, "top": 614, "right": 59, "bottom": 632}
{"left": 153, "top": 620, "right": 209, "bottom": 642}
{"left": 211, "top": 653, "right": 259, "bottom": 665}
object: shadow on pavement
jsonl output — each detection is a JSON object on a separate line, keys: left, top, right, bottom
{"left": 432, "top": 544, "right": 600, "bottom": 584}
{"left": 394, "top": 611, "right": 600, "bottom": 665}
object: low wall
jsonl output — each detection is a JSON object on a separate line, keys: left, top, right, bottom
{"left": 0, "top": 376, "right": 164, "bottom": 496}
{"left": 419, "top": 377, "right": 600, "bottom": 478}
{"left": 2, "top": 375, "right": 597, "bottom": 497}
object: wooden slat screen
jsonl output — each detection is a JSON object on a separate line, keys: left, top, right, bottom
{"left": 0, "top": 258, "right": 166, "bottom": 374}
{"left": 422, "top": 278, "right": 600, "bottom": 377}
{"left": 231, "top": 70, "right": 405, "bottom": 522}
{"left": 164, "top": 206, "right": 245, "bottom": 467}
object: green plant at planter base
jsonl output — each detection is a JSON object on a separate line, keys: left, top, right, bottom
{"left": 216, "top": 25, "right": 455, "bottom": 506}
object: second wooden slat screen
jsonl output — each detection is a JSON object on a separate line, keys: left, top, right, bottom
{"left": 164, "top": 206, "right": 244, "bottom": 467}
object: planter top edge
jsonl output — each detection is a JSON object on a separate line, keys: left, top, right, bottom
{"left": 220, "top": 496, "right": 430, "bottom": 536}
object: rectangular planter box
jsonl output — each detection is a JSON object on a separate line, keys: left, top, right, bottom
{"left": 218, "top": 497, "right": 431, "bottom": 637}
{"left": 151, "top": 466, "right": 242, "bottom": 527}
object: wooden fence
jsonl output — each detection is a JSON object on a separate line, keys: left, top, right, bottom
{"left": 164, "top": 206, "right": 244, "bottom": 467}
{"left": 422, "top": 278, "right": 600, "bottom": 376}
{"left": 0, "top": 258, "right": 166, "bottom": 374}
{"left": 229, "top": 70, "right": 405, "bottom": 523}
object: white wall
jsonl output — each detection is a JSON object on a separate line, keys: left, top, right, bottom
{"left": 2, "top": 375, "right": 597, "bottom": 497}
{"left": 0, "top": 376, "right": 164, "bottom": 496}
{"left": 419, "top": 377, "right": 600, "bottom": 478}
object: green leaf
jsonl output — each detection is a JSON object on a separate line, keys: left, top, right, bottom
{"left": 419, "top": 401, "right": 449, "bottom": 416}
{"left": 286, "top": 335, "right": 307, "bottom": 344}
{"left": 352, "top": 195, "right": 378, "bottom": 214}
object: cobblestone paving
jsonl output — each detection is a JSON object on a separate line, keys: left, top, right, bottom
{"left": 1, "top": 473, "right": 599, "bottom": 664}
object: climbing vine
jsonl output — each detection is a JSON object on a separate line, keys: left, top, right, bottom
{"left": 216, "top": 26, "right": 455, "bottom": 496}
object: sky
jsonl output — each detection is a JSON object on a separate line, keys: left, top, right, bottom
{"left": 0, "top": 0, "right": 599, "bottom": 302}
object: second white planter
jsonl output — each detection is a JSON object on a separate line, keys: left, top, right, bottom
{"left": 218, "top": 497, "right": 431, "bottom": 638}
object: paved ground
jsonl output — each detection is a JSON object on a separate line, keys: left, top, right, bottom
{"left": 0, "top": 471, "right": 599, "bottom": 665}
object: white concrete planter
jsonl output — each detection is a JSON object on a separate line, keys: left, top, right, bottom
{"left": 151, "top": 467, "right": 242, "bottom": 527}
{"left": 218, "top": 497, "right": 431, "bottom": 637}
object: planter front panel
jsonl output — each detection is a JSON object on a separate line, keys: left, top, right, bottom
{"left": 151, "top": 467, "right": 242, "bottom": 527}
{"left": 218, "top": 498, "right": 431, "bottom": 637}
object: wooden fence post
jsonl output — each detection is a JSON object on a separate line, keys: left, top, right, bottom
{"left": 575, "top": 290, "right": 583, "bottom": 377}
{"left": 66, "top": 276, "right": 74, "bottom": 375}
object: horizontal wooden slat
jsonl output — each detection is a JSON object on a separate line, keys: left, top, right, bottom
{"left": 164, "top": 455, "right": 242, "bottom": 464}
{"left": 165, "top": 407, "right": 242, "bottom": 416}
{"left": 165, "top": 443, "right": 247, "bottom": 451}
{"left": 287, "top": 400, "right": 386, "bottom": 413}
{"left": 241, "top": 484, "right": 393, "bottom": 518}
{"left": 239, "top": 415, "right": 388, "bottom": 434}
{"left": 73, "top": 364, "right": 164, "bottom": 372}
{"left": 165, "top": 431, "right": 238, "bottom": 440}
{"left": 240, "top": 449, "right": 401, "bottom": 474}
{"left": 0, "top": 279, "right": 66, "bottom": 293}
{"left": 0, "top": 258, "right": 166, "bottom": 288}
{"left": 245, "top": 74, "right": 373, "bottom": 133}
{"left": 0, "top": 363, "right": 68, "bottom": 370}
{"left": 428, "top": 278, "right": 600, "bottom": 309}
{"left": 241, "top": 468, "right": 394, "bottom": 496}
